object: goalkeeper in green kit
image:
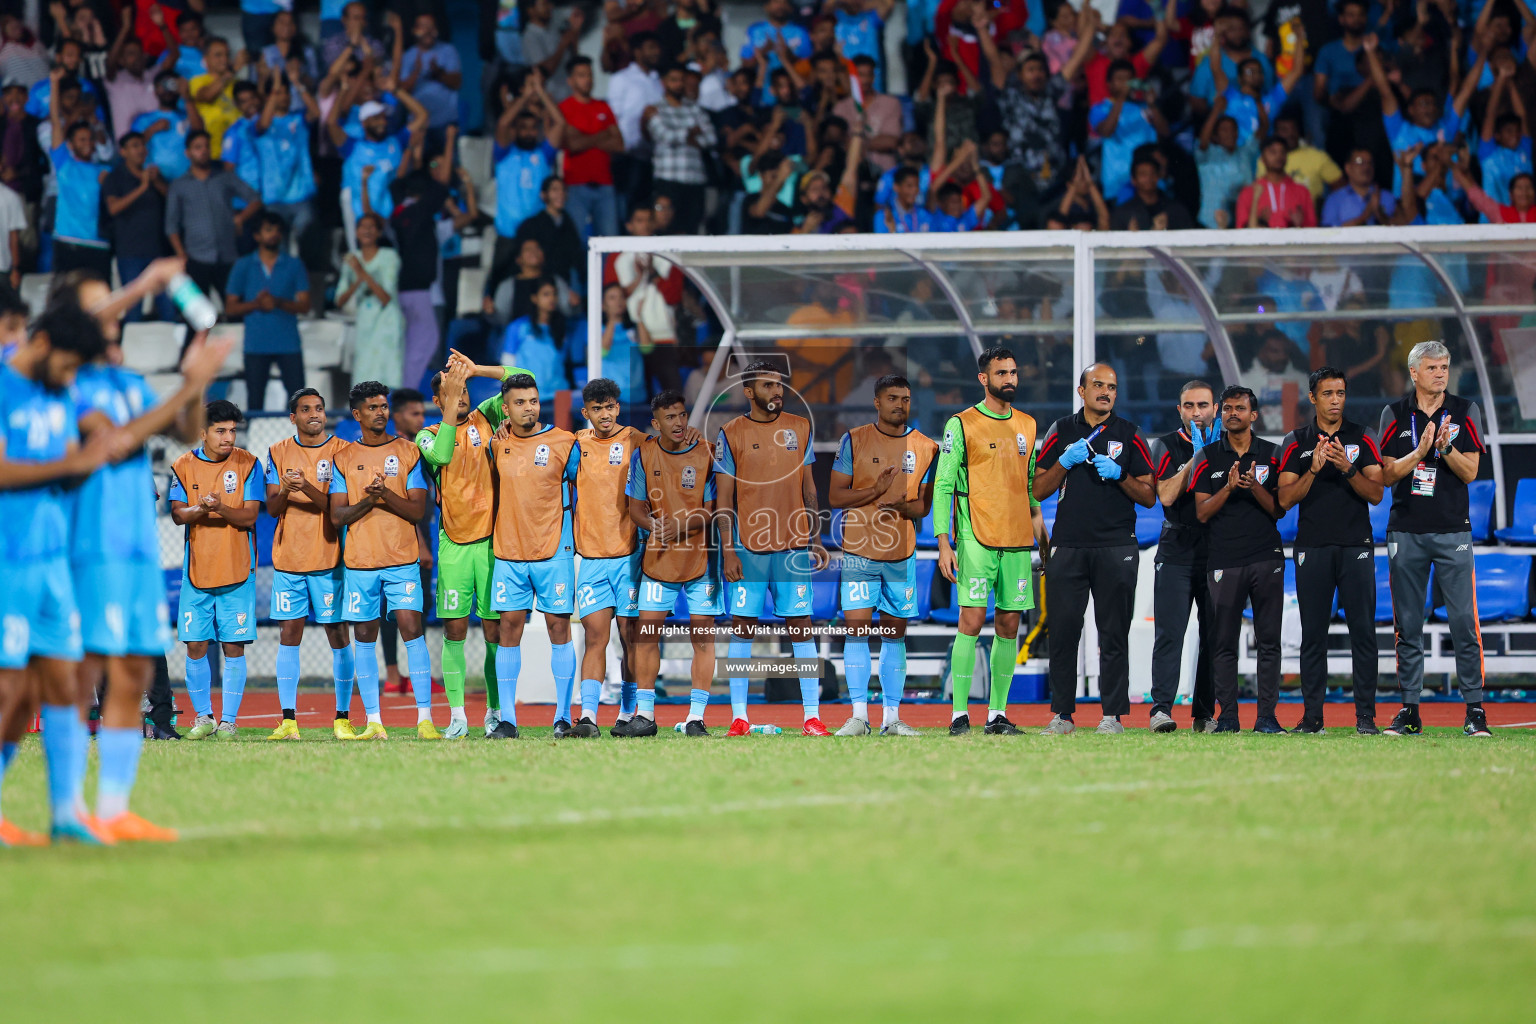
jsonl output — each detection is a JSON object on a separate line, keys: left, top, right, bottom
{"left": 414, "top": 352, "right": 531, "bottom": 737}
{"left": 933, "top": 347, "right": 1048, "bottom": 736}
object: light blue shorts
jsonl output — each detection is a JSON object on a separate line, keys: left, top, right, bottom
{"left": 73, "top": 557, "right": 170, "bottom": 656}
{"left": 840, "top": 553, "right": 918, "bottom": 619}
{"left": 576, "top": 552, "right": 642, "bottom": 618}
{"left": 0, "top": 556, "right": 82, "bottom": 667}
{"left": 272, "top": 567, "right": 346, "bottom": 623}
{"left": 638, "top": 572, "right": 726, "bottom": 617}
{"left": 177, "top": 573, "right": 257, "bottom": 644}
{"left": 728, "top": 547, "right": 815, "bottom": 618}
{"left": 492, "top": 557, "right": 576, "bottom": 614}
{"left": 343, "top": 564, "right": 425, "bottom": 622}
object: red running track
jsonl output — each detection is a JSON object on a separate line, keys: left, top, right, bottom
{"left": 212, "top": 694, "right": 1536, "bottom": 731}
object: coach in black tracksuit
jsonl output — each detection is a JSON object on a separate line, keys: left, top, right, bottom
{"left": 1277, "top": 367, "right": 1385, "bottom": 735}
{"left": 1146, "top": 382, "right": 1218, "bottom": 734}
{"left": 1192, "top": 385, "right": 1287, "bottom": 734}
{"left": 1033, "top": 363, "right": 1156, "bottom": 733}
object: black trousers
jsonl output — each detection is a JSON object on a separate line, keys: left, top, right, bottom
{"left": 186, "top": 259, "right": 233, "bottom": 303}
{"left": 1208, "top": 560, "right": 1284, "bottom": 720}
{"left": 1150, "top": 557, "right": 1215, "bottom": 719}
{"left": 1295, "top": 545, "right": 1377, "bottom": 720}
{"left": 652, "top": 177, "right": 705, "bottom": 236}
{"left": 243, "top": 351, "right": 306, "bottom": 413}
{"left": 53, "top": 239, "right": 112, "bottom": 279}
{"left": 1046, "top": 544, "right": 1139, "bottom": 716}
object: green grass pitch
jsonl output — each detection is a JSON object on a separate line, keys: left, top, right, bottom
{"left": 2, "top": 726, "right": 1534, "bottom": 1022}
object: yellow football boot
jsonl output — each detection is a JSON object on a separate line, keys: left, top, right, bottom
{"left": 333, "top": 718, "right": 359, "bottom": 740}
{"left": 265, "top": 719, "right": 300, "bottom": 741}
{"left": 417, "top": 719, "right": 441, "bottom": 740}
{"left": 355, "top": 721, "right": 388, "bottom": 741}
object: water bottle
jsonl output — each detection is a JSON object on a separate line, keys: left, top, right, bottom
{"left": 749, "top": 724, "right": 782, "bottom": 735}
{"left": 168, "top": 273, "right": 218, "bottom": 331}
{"left": 673, "top": 722, "right": 686, "bottom": 732}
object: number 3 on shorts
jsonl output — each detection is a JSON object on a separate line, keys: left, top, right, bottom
{"left": 734, "top": 587, "right": 747, "bottom": 608}
{"left": 968, "top": 576, "right": 987, "bottom": 601}
{"left": 445, "top": 589, "right": 459, "bottom": 611}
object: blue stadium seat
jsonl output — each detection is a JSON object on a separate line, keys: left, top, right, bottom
{"left": 1373, "top": 556, "right": 1393, "bottom": 623}
{"left": 821, "top": 507, "right": 844, "bottom": 550}
{"left": 1369, "top": 492, "right": 1390, "bottom": 543}
{"left": 1038, "top": 493, "right": 1058, "bottom": 537}
{"left": 930, "top": 582, "right": 992, "bottom": 625}
{"left": 915, "top": 509, "right": 938, "bottom": 549}
{"left": 1468, "top": 479, "right": 1495, "bottom": 542}
{"left": 1135, "top": 501, "right": 1163, "bottom": 547}
{"left": 1277, "top": 504, "right": 1299, "bottom": 543}
{"left": 1244, "top": 560, "right": 1296, "bottom": 618}
{"left": 913, "top": 557, "right": 937, "bottom": 622}
{"left": 811, "top": 567, "right": 840, "bottom": 621}
{"left": 1432, "top": 553, "right": 1532, "bottom": 622}
{"left": 1492, "top": 478, "right": 1536, "bottom": 544}
{"left": 254, "top": 514, "right": 277, "bottom": 567}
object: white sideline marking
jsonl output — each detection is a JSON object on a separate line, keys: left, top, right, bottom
{"left": 175, "top": 768, "right": 1451, "bottom": 842}
{"left": 1493, "top": 720, "right": 1536, "bottom": 728}
{"left": 32, "top": 917, "right": 1536, "bottom": 987}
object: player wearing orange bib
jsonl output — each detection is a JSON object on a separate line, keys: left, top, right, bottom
{"left": 573, "top": 379, "right": 646, "bottom": 738}
{"left": 828, "top": 375, "right": 938, "bottom": 736}
{"left": 264, "top": 388, "right": 353, "bottom": 741}
{"left": 486, "top": 373, "right": 580, "bottom": 740}
{"left": 168, "top": 400, "right": 265, "bottom": 740}
{"left": 328, "top": 381, "right": 434, "bottom": 740}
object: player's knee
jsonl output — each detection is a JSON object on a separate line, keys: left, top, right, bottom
{"left": 222, "top": 642, "right": 245, "bottom": 658}
{"left": 278, "top": 620, "right": 304, "bottom": 645}
{"left": 545, "top": 614, "right": 572, "bottom": 644}
{"left": 443, "top": 617, "right": 468, "bottom": 642}
{"left": 324, "top": 623, "right": 350, "bottom": 648}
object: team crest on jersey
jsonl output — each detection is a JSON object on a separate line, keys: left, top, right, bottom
{"left": 905, "top": 586, "right": 914, "bottom": 601}
{"left": 1345, "top": 444, "right": 1359, "bottom": 463}
{"left": 467, "top": 425, "right": 482, "bottom": 447}
{"left": 236, "top": 613, "right": 247, "bottom": 626}
{"left": 1015, "top": 433, "right": 1028, "bottom": 456}
{"left": 796, "top": 584, "right": 807, "bottom": 598}
{"left": 555, "top": 582, "right": 567, "bottom": 597}
{"left": 1254, "top": 464, "right": 1270, "bottom": 485}
{"left": 1214, "top": 570, "right": 1224, "bottom": 582}
{"left": 1298, "top": 552, "right": 1306, "bottom": 566}
{"left": 628, "top": 587, "right": 638, "bottom": 601}
{"left": 324, "top": 593, "right": 334, "bottom": 607}
{"left": 223, "top": 469, "right": 238, "bottom": 493}
{"left": 534, "top": 444, "right": 550, "bottom": 467}
{"left": 384, "top": 454, "right": 400, "bottom": 478}
{"left": 903, "top": 450, "right": 916, "bottom": 474}
{"left": 1446, "top": 424, "right": 1461, "bottom": 444}
{"left": 609, "top": 441, "right": 625, "bottom": 465}
{"left": 783, "top": 429, "right": 799, "bottom": 452}
{"left": 681, "top": 465, "right": 697, "bottom": 489}
{"left": 704, "top": 584, "right": 717, "bottom": 597}
{"left": 714, "top": 438, "right": 726, "bottom": 464}
{"left": 315, "top": 459, "right": 332, "bottom": 483}
{"left": 405, "top": 582, "right": 416, "bottom": 595}
{"left": 942, "top": 429, "right": 953, "bottom": 454}
{"left": 1017, "top": 579, "right": 1027, "bottom": 597}
{"left": 1108, "top": 441, "right": 1123, "bottom": 459}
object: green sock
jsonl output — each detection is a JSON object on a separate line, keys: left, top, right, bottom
{"left": 951, "top": 632, "right": 978, "bottom": 718}
{"left": 484, "top": 641, "right": 500, "bottom": 711}
{"left": 442, "top": 638, "right": 466, "bottom": 709}
{"left": 989, "top": 636, "right": 1018, "bottom": 713}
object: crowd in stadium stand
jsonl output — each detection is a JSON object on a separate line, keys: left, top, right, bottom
{"left": 0, "top": 0, "right": 1528, "bottom": 421}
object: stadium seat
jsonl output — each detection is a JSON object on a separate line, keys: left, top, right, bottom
{"left": 811, "top": 567, "right": 840, "bottom": 621}
{"left": 457, "top": 267, "right": 487, "bottom": 318}
{"left": 457, "top": 134, "right": 494, "bottom": 194}
{"left": 913, "top": 557, "right": 937, "bottom": 622}
{"left": 821, "top": 507, "right": 843, "bottom": 550}
{"left": 120, "top": 322, "right": 186, "bottom": 373}
{"left": 1369, "top": 491, "right": 1391, "bottom": 542}
{"left": 1373, "top": 555, "right": 1394, "bottom": 623}
{"left": 1468, "top": 479, "right": 1495, "bottom": 542}
{"left": 19, "top": 272, "right": 50, "bottom": 317}
{"left": 1493, "top": 478, "right": 1536, "bottom": 544}
{"left": 915, "top": 509, "right": 938, "bottom": 549}
{"left": 1278, "top": 504, "right": 1299, "bottom": 543}
{"left": 930, "top": 584, "right": 991, "bottom": 625}
{"left": 299, "top": 318, "right": 346, "bottom": 369}
{"left": 1135, "top": 500, "right": 1163, "bottom": 547}
{"left": 1432, "top": 553, "right": 1532, "bottom": 622}
{"left": 1038, "top": 493, "right": 1058, "bottom": 537}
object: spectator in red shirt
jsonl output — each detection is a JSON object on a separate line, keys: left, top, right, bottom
{"left": 1236, "top": 135, "right": 1318, "bottom": 228}
{"left": 934, "top": 0, "right": 1026, "bottom": 95}
{"left": 1080, "top": 5, "right": 1169, "bottom": 107}
{"left": 559, "top": 55, "right": 622, "bottom": 241}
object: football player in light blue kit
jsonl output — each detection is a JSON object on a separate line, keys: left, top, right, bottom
{"left": 0, "top": 303, "right": 115, "bottom": 845}
{"left": 63, "top": 264, "right": 230, "bottom": 840}
{"left": 168, "top": 400, "right": 266, "bottom": 740}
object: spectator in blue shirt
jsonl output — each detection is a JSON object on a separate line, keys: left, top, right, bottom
{"left": 26, "top": 38, "right": 98, "bottom": 119}
{"left": 1321, "top": 148, "right": 1403, "bottom": 226}
{"left": 253, "top": 75, "right": 319, "bottom": 254}
{"left": 831, "top": 0, "right": 892, "bottom": 92}
{"left": 220, "top": 81, "right": 264, "bottom": 197}
{"left": 1478, "top": 58, "right": 1532, "bottom": 210}
{"left": 1089, "top": 58, "right": 1165, "bottom": 201}
{"left": 47, "top": 71, "right": 110, "bottom": 278}
{"left": 239, "top": 0, "right": 286, "bottom": 64}
{"left": 875, "top": 165, "right": 933, "bottom": 233}
{"left": 1189, "top": 7, "right": 1273, "bottom": 121}
{"left": 224, "top": 210, "right": 309, "bottom": 411}
{"left": 501, "top": 278, "right": 570, "bottom": 399}
{"left": 487, "top": 73, "right": 563, "bottom": 311}
{"left": 399, "top": 12, "right": 462, "bottom": 137}
{"left": 741, "top": 0, "right": 812, "bottom": 104}
{"left": 1196, "top": 111, "right": 1258, "bottom": 229}
{"left": 326, "top": 70, "right": 429, "bottom": 225}
{"left": 1208, "top": 39, "right": 1307, "bottom": 148}
{"left": 173, "top": 13, "right": 209, "bottom": 81}
{"left": 1313, "top": 0, "right": 1369, "bottom": 105}
{"left": 130, "top": 72, "right": 199, "bottom": 181}
{"left": 1366, "top": 35, "right": 1480, "bottom": 193}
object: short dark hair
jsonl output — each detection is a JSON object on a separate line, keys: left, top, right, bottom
{"left": 1408, "top": 87, "right": 1439, "bottom": 108}
{"left": 1107, "top": 57, "right": 1137, "bottom": 80}
{"left": 1260, "top": 134, "right": 1286, "bottom": 152}
{"left": 255, "top": 210, "right": 287, "bottom": 234}
{"left": 650, "top": 389, "right": 687, "bottom": 415}
{"left": 232, "top": 80, "right": 258, "bottom": 100}
{"left": 539, "top": 174, "right": 564, "bottom": 196}
{"left": 873, "top": 373, "right": 910, "bottom": 396}
{"left": 118, "top": 130, "right": 146, "bottom": 149}
{"left": 31, "top": 302, "right": 106, "bottom": 361}
{"left": 1338, "top": 0, "right": 1368, "bottom": 12}
{"left": 500, "top": 372, "right": 538, "bottom": 396}
{"left": 391, "top": 387, "right": 426, "bottom": 408}
{"left": 205, "top": 399, "right": 243, "bottom": 426}
{"left": 1131, "top": 152, "right": 1161, "bottom": 179}
{"left": 153, "top": 70, "right": 180, "bottom": 91}
{"left": 176, "top": 11, "right": 202, "bottom": 28}
{"left": 65, "top": 118, "right": 91, "bottom": 140}
{"left": 1021, "top": 51, "right": 1048, "bottom": 71}
{"left": 1237, "top": 57, "right": 1262, "bottom": 78}
{"left": 893, "top": 165, "right": 919, "bottom": 187}
{"left": 1219, "top": 384, "right": 1258, "bottom": 411}
{"left": 349, "top": 380, "right": 390, "bottom": 409}
{"left": 935, "top": 181, "right": 963, "bottom": 203}
{"left": 1308, "top": 365, "right": 1347, "bottom": 394}
{"left": 1215, "top": 4, "right": 1250, "bottom": 23}
{"left": 630, "top": 30, "right": 659, "bottom": 49}
{"left": 582, "top": 377, "right": 622, "bottom": 406}
{"left": 0, "top": 280, "right": 27, "bottom": 320}
{"left": 1497, "top": 112, "right": 1524, "bottom": 135}
{"left": 186, "top": 128, "right": 210, "bottom": 150}
{"left": 741, "top": 359, "right": 782, "bottom": 385}
{"left": 933, "top": 60, "right": 959, "bottom": 80}
{"left": 852, "top": 54, "right": 877, "bottom": 70}
{"left": 288, "top": 387, "right": 323, "bottom": 413}
{"left": 811, "top": 49, "right": 839, "bottom": 67}
{"left": 978, "top": 346, "right": 1015, "bottom": 372}
{"left": 568, "top": 54, "right": 593, "bottom": 73}
{"left": 1179, "top": 379, "right": 1215, "bottom": 400}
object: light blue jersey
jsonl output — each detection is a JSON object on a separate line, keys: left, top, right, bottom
{"left": 221, "top": 116, "right": 263, "bottom": 204}
{"left": 493, "top": 139, "right": 558, "bottom": 237}
{"left": 256, "top": 112, "right": 317, "bottom": 204}
{"left": 0, "top": 363, "right": 78, "bottom": 562}
{"left": 131, "top": 110, "right": 191, "bottom": 180}
{"left": 70, "top": 364, "right": 159, "bottom": 563}
{"left": 341, "top": 130, "right": 408, "bottom": 218}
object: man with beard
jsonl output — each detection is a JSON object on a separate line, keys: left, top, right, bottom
{"left": 224, "top": 211, "right": 309, "bottom": 411}
{"left": 1033, "top": 363, "right": 1156, "bottom": 735}
{"left": 325, "top": 64, "right": 430, "bottom": 222}
{"left": 484, "top": 71, "right": 564, "bottom": 309}
{"left": 643, "top": 61, "right": 716, "bottom": 236}
{"left": 165, "top": 129, "right": 263, "bottom": 302}
{"left": 933, "top": 346, "right": 1047, "bottom": 736}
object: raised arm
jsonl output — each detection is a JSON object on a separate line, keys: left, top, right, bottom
{"left": 1363, "top": 35, "right": 1398, "bottom": 117}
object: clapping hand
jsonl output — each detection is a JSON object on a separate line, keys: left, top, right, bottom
{"left": 1325, "top": 438, "right": 1356, "bottom": 472}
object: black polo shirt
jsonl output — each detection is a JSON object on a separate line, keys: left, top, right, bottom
{"left": 1376, "top": 392, "right": 1486, "bottom": 535}
{"left": 1191, "top": 434, "right": 1284, "bottom": 568}
{"left": 1036, "top": 410, "right": 1154, "bottom": 548}
{"left": 1278, "top": 417, "right": 1382, "bottom": 548}
{"left": 1147, "top": 428, "right": 1209, "bottom": 565}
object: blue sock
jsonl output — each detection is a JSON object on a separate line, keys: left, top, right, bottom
{"left": 185, "top": 654, "right": 212, "bottom": 717}
{"left": 688, "top": 687, "right": 709, "bottom": 720}
{"left": 637, "top": 688, "right": 656, "bottom": 718}
{"left": 276, "top": 644, "right": 301, "bottom": 711}
{"left": 551, "top": 641, "right": 575, "bottom": 722}
{"left": 39, "top": 705, "right": 77, "bottom": 822}
{"left": 792, "top": 640, "right": 819, "bottom": 717}
{"left": 0, "top": 740, "right": 15, "bottom": 820}
{"left": 496, "top": 645, "right": 521, "bottom": 724}
{"left": 620, "top": 680, "right": 637, "bottom": 717}
{"left": 221, "top": 655, "right": 247, "bottom": 724}
{"left": 404, "top": 635, "right": 432, "bottom": 710}
{"left": 728, "top": 637, "right": 752, "bottom": 719}
{"left": 879, "top": 639, "right": 907, "bottom": 712}
{"left": 580, "top": 678, "right": 601, "bottom": 721}
{"left": 354, "top": 641, "right": 380, "bottom": 717}
{"left": 843, "top": 637, "right": 872, "bottom": 713}
{"left": 69, "top": 713, "right": 88, "bottom": 813}
{"left": 333, "top": 644, "right": 355, "bottom": 713}
{"left": 95, "top": 727, "right": 143, "bottom": 820}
